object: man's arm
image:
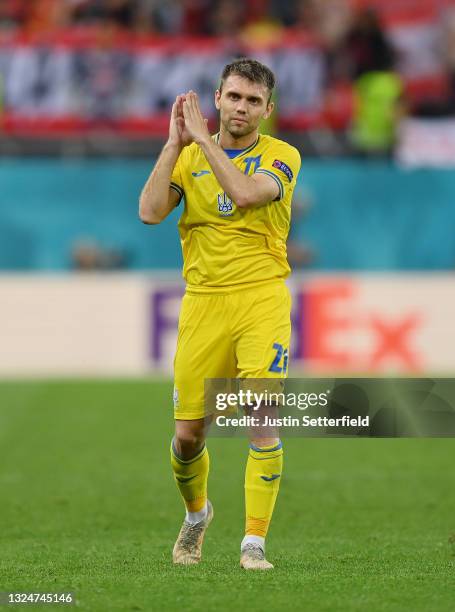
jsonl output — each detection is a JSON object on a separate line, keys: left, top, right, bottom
{"left": 182, "top": 92, "right": 279, "bottom": 209}
{"left": 139, "top": 142, "right": 182, "bottom": 225}
{"left": 139, "top": 95, "right": 191, "bottom": 225}
{"left": 198, "top": 138, "right": 279, "bottom": 209}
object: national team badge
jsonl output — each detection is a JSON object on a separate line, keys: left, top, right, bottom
{"left": 217, "top": 192, "right": 234, "bottom": 216}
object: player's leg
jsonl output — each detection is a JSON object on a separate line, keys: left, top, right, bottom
{"left": 171, "top": 417, "right": 211, "bottom": 517}
{"left": 170, "top": 417, "right": 214, "bottom": 565}
{"left": 241, "top": 438, "right": 283, "bottom": 569}
{"left": 171, "top": 292, "right": 235, "bottom": 564}
{"left": 233, "top": 281, "right": 291, "bottom": 569}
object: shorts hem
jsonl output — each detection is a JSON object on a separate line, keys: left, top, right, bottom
{"left": 174, "top": 410, "right": 207, "bottom": 420}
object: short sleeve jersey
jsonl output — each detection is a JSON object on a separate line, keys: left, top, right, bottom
{"left": 170, "top": 133, "right": 301, "bottom": 291}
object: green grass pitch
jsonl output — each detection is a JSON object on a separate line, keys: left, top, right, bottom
{"left": 1, "top": 380, "right": 454, "bottom": 611}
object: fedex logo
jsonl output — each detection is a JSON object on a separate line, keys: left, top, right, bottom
{"left": 291, "top": 279, "right": 422, "bottom": 372}
{"left": 149, "top": 278, "right": 424, "bottom": 373}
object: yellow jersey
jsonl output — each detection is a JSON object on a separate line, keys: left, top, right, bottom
{"left": 170, "top": 133, "right": 301, "bottom": 291}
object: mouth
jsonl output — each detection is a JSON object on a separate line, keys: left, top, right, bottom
{"left": 232, "top": 117, "right": 248, "bottom": 124}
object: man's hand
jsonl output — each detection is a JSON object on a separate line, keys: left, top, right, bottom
{"left": 168, "top": 94, "right": 193, "bottom": 149}
{"left": 182, "top": 91, "right": 210, "bottom": 146}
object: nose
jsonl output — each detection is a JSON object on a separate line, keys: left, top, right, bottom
{"left": 236, "top": 98, "right": 247, "bottom": 114}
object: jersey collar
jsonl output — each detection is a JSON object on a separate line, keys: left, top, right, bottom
{"left": 215, "top": 133, "right": 260, "bottom": 157}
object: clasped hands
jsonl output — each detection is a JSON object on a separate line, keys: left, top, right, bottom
{"left": 170, "top": 90, "right": 210, "bottom": 148}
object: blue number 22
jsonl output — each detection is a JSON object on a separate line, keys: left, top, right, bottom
{"left": 269, "top": 343, "right": 288, "bottom": 374}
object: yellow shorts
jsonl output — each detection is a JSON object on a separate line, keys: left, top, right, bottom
{"left": 173, "top": 280, "right": 291, "bottom": 420}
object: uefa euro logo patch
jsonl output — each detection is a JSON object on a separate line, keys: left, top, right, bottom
{"left": 272, "top": 159, "right": 293, "bottom": 182}
{"left": 217, "top": 192, "right": 234, "bottom": 216}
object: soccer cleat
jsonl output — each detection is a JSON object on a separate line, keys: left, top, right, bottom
{"left": 240, "top": 543, "right": 274, "bottom": 570}
{"left": 172, "top": 500, "right": 213, "bottom": 565}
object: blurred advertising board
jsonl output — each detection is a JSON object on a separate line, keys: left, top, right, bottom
{"left": 0, "top": 274, "right": 453, "bottom": 377}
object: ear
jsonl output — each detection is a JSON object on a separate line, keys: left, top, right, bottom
{"left": 262, "top": 101, "right": 274, "bottom": 120}
{"left": 214, "top": 89, "right": 221, "bottom": 110}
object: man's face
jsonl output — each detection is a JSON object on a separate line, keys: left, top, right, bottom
{"left": 215, "top": 74, "right": 273, "bottom": 138}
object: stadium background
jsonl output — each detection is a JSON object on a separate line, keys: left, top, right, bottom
{"left": 0, "top": 1, "right": 454, "bottom": 610}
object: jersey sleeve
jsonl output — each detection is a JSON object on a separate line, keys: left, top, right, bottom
{"left": 255, "top": 143, "right": 301, "bottom": 201}
{"left": 170, "top": 151, "right": 185, "bottom": 205}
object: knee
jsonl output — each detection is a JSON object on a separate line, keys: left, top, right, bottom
{"left": 173, "top": 427, "right": 206, "bottom": 460}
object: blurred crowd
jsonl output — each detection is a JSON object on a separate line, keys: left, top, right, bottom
{"left": 1, "top": 0, "right": 455, "bottom": 156}
{"left": 0, "top": 0, "right": 365, "bottom": 37}
{"left": 0, "top": 0, "right": 448, "bottom": 42}
{"left": 1, "top": 1, "right": 453, "bottom": 91}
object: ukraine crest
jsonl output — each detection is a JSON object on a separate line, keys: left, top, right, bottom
{"left": 217, "top": 192, "right": 233, "bottom": 216}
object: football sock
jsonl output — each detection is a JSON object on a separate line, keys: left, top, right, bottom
{"left": 241, "top": 534, "right": 265, "bottom": 551}
{"left": 170, "top": 438, "right": 209, "bottom": 516}
{"left": 244, "top": 441, "right": 283, "bottom": 538}
{"left": 186, "top": 503, "right": 208, "bottom": 525}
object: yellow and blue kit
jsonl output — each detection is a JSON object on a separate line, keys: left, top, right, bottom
{"left": 170, "top": 133, "right": 301, "bottom": 419}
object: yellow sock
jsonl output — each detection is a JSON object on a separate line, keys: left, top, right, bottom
{"left": 170, "top": 439, "right": 209, "bottom": 512}
{"left": 244, "top": 441, "right": 283, "bottom": 538}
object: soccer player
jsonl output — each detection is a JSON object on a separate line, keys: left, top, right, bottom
{"left": 139, "top": 58, "right": 301, "bottom": 570}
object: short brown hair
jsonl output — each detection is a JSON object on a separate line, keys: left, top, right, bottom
{"left": 219, "top": 58, "right": 275, "bottom": 101}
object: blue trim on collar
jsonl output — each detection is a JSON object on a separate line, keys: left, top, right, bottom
{"left": 224, "top": 148, "right": 248, "bottom": 159}
{"left": 215, "top": 132, "right": 260, "bottom": 158}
